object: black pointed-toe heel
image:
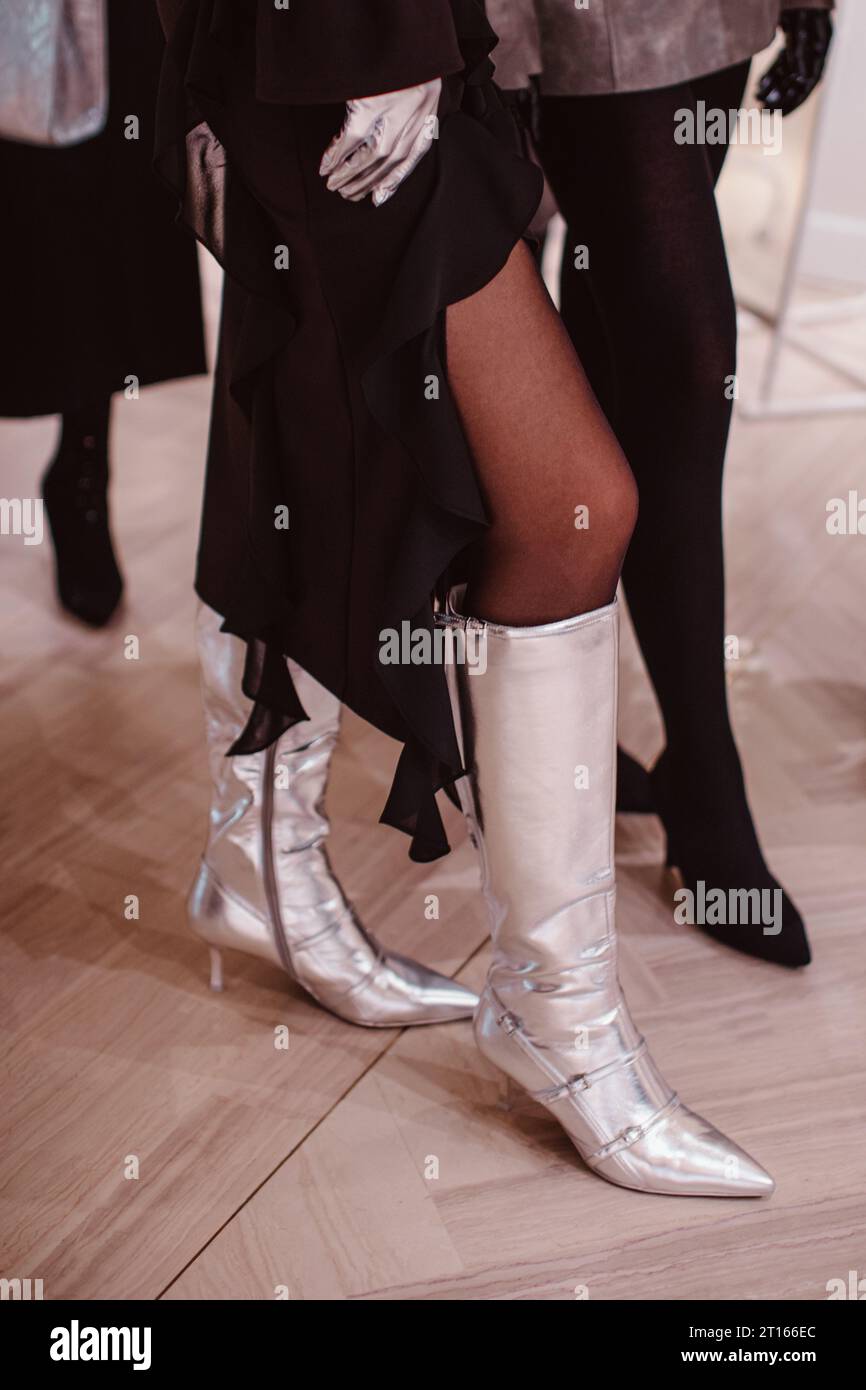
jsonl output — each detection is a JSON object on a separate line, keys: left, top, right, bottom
{"left": 653, "top": 750, "right": 812, "bottom": 968}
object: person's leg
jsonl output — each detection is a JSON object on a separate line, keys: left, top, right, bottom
{"left": 555, "top": 254, "right": 653, "bottom": 811}
{"left": 41, "top": 397, "right": 124, "bottom": 627}
{"left": 446, "top": 239, "right": 637, "bottom": 624}
{"left": 554, "top": 63, "right": 749, "bottom": 814}
{"left": 538, "top": 67, "right": 809, "bottom": 966}
{"left": 696, "top": 62, "right": 754, "bottom": 186}
{"left": 540, "top": 76, "right": 739, "bottom": 777}
{"left": 437, "top": 242, "right": 772, "bottom": 1197}
{"left": 552, "top": 63, "right": 750, "bottom": 428}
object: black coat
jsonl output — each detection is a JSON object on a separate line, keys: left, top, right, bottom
{"left": 0, "top": 0, "right": 205, "bottom": 417}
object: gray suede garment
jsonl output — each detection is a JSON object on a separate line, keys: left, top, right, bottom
{"left": 487, "top": 0, "right": 833, "bottom": 93}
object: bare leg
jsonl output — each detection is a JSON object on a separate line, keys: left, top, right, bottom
{"left": 446, "top": 240, "right": 637, "bottom": 626}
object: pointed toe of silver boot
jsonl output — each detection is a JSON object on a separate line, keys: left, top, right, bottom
{"left": 272, "top": 893, "right": 479, "bottom": 1028}
{"left": 373, "top": 951, "right": 479, "bottom": 1026}
{"left": 590, "top": 1102, "right": 776, "bottom": 1198}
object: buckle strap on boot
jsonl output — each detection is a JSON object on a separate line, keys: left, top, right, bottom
{"left": 587, "top": 1094, "right": 683, "bottom": 1165}
{"left": 497, "top": 1002, "right": 652, "bottom": 1098}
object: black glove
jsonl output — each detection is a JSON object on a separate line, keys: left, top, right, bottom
{"left": 756, "top": 8, "right": 834, "bottom": 116}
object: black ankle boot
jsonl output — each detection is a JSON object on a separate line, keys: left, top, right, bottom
{"left": 616, "top": 746, "right": 656, "bottom": 813}
{"left": 651, "top": 748, "right": 811, "bottom": 967}
{"left": 42, "top": 404, "right": 124, "bottom": 627}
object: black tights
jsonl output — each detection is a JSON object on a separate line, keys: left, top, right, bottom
{"left": 538, "top": 61, "right": 750, "bottom": 798}
{"left": 446, "top": 239, "right": 637, "bottom": 627}
{"left": 534, "top": 63, "right": 810, "bottom": 966}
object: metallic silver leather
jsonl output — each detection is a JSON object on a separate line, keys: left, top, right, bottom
{"left": 440, "top": 590, "right": 774, "bottom": 1197}
{"left": 0, "top": 0, "right": 107, "bottom": 147}
{"left": 189, "top": 603, "right": 477, "bottom": 1027}
{"left": 320, "top": 80, "right": 442, "bottom": 206}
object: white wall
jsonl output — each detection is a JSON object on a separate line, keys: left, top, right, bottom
{"left": 800, "top": 0, "right": 866, "bottom": 285}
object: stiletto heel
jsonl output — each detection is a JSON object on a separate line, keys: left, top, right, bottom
{"left": 498, "top": 1073, "right": 527, "bottom": 1113}
{"left": 208, "top": 946, "right": 224, "bottom": 993}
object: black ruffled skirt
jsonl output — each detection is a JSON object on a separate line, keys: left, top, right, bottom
{"left": 156, "top": 1, "right": 542, "bottom": 859}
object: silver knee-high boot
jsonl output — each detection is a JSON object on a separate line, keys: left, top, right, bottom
{"left": 440, "top": 590, "right": 774, "bottom": 1196}
{"left": 189, "top": 604, "right": 478, "bottom": 1026}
